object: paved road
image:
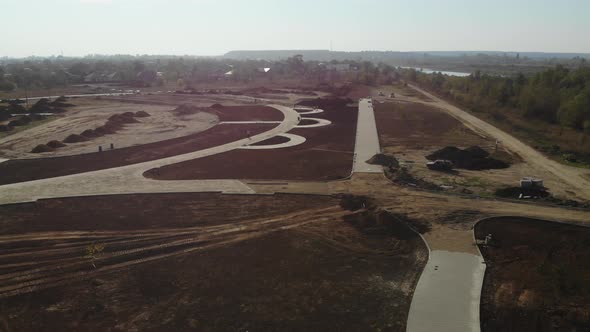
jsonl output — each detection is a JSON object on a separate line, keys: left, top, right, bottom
{"left": 353, "top": 99, "right": 382, "bottom": 173}
{"left": 0, "top": 104, "right": 300, "bottom": 205}
{"left": 241, "top": 133, "right": 306, "bottom": 150}
{"left": 409, "top": 84, "right": 590, "bottom": 201}
{"left": 407, "top": 250, "right": 485, "bottom": 332}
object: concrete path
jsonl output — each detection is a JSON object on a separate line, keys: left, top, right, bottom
{"left": 294, "top": 107, "right": 324, "bottom": 115}
{"left": 295, "top": 117, "right": 332, "bottom": 128}
{"left": 352, "top": 99, "right": 382, "bottom": 173}
{"left": 407, "top": 250, "right": 485, "bottom": 332}
{"left": 0, "top": 104, "right": 300, "bottom": 205}
{"left": 241, "top": 133, "right": 306, "bottom": 150}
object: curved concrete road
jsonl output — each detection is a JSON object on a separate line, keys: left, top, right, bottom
{"left": 0, "top": 104, "right": 300, "bottom": 205}
{"left": 295, "top": 117, "right": 332, "bottom": 128}
{"left": 240, "top": 133, "right": 306, "bottom": 150}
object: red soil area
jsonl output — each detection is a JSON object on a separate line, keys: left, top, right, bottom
{"left": 249, "top": 135, "right": 291, "bottom": 146}
{"left": 0, "top": 124, "right": 275, "bottom": 185}
{"left": 475, "top": 217, "right": 590, "bottom": 332}
{"left": 213, "top": 105, "right": 284, "bottom": 122}
{"left": 146, "top": 100, "right": 358, "bottom": 181}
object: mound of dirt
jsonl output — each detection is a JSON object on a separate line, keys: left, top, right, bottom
{"left": 8, "top": 115, "right": 32, "bottom": 127}
{"left": 134, "top": 110, "right": 150, "bottom": 117}
{"left": 173, "top": 104, "right": 202, "bottom": 116}
{"left": 31, "top": 144, "right": 54, "bottom": 153}
{"left": 494, "top": 186, "right": 551, "bottom": 199}
{"left": 47, "top": 140, "right": 66, "bottom": 149}
{"left": 367, "top": 153, "right": 399, "bottom": 168}
{"left": 426, "top": 146, "right": 509, "bottom": 170}
{"left": 81, "top": 129, "right": 99, "bottom": 138}
{"left": 0, "top": 125, "right": 13, "bottom": 132}
{"left": 50, "top": 97, "right": 74, "bottom": 108}
{"left": 30, "top": 99, "right": 52, "bottom": 113}
{"left": 210, "top": 103, "right": 224, "bottom": 110}
{"left": 63, "top": 134, "right": 89, "bottom": 143}
{"left": 108, "top": 114, "right": 138, "bottom": 125}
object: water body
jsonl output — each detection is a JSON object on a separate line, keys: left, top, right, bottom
{"left": 401, "top": 66, "right": 471, "bottom": 77}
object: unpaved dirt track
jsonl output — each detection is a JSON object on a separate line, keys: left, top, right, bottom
{"left": 0, "top": 205, "right": 352, "bottom": 298}
{"left": 408, "top": 84, "right": 590, "bottom": 201}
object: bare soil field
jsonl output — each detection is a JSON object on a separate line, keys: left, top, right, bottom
{"left": 0, "top": 193, "right": 427, "bottom": 331}
{"left": 145, "top": 99, "right": 357, "bottom": 181}
{"left": 374, "top": 101, "right": 527, "bottom": 197}
{"left": 0, "top": 99, "right": 218, "bottom": 159}
{"left": 475, "top": 217, "right": 590, "bottom": 332}
{"left": 0, "top": 123, "right": 275, "bottom": 185}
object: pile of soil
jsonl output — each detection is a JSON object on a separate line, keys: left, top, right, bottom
{"left": 8, "top": 115, "right": 32, "bottom": 127}
{"left": 134, "top": 110, "right": 151, "bottom": 117}
{"left": 6, "top": 103, "right": 26, "bottom": 114}
{"left": 108, "top": 113, "right": 139, "bottom": 124}
{"left": 367, "top": 153, "right": 399, "bottom": 168}
{"left": 172, "top": 104, "right": 202, "bottom": 116}
{"left": 80, "top": 129, "right": 99, "bottom": 138}
{"left": 0, "top": 109, "right": 10, "bottom": 121}
{"left": 494, "top": 186, "right": 550, "bottom": 199}
{"left": 47, "top": 140, "right": 66, "bottom": 149}
{"left": 426, "top": 146, "right": 509, "bottom": 170}
{"left": 31, "top": 144, "right": 54, "bottom": 153}
{"left": 0, "top": 125, "right": 13, "bottom": 132}
{"left": 63, "top": 134, "right": 89, "bottom": 143}
{"left": 210, "top": 103, "right": 224, "bottom": 110}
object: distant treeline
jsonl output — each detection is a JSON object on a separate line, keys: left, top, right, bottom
{"left": 404, "top": 66, "right": 590, "bottom": 132}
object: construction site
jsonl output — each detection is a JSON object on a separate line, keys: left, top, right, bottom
{"left": 1, "top": 80, "right": 589, "bottom": 331}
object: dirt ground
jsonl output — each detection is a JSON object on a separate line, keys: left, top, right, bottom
{"left": 374, "top": 101, "right": 524, "bottom": 198}
{"left": 0, "top": 193, "right": 427, "bottom": 331}
{"left": 0, "top": 99, "right": 219, "bottom": 159}
{"left": 475, "top": 217, "right": 590, "bottom": 332}
{"left": 0, "top": 123, "right": 275, "bottom": 185}
{"left": 145, "top": 99, "right": 358, "bottom": 181}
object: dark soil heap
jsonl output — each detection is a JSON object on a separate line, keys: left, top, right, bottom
{"left": 367, "top": 153, "right": 399, "bottom": 168}
{"left": 47, "top": 140, "right": 66, "bottom": 149}
{"left": 426, "top": 146, "right": 509, "bottom": 170}
{"left": 0, "top": 125, "right": 13, "bottom": 132}
{"left": 31, "top": 144, "right": 54, "bottom": 153}
{"left": 63, "top": 134, "right": 89, "bottom": 143}
{"left": 8, "top": 115, "right": 32, "bottom": 127}
{"left": 81, "top": 129, "right": 99, "bottom": 138}
{"left": 134, "top": 110, "right": 151, "bottom": 117}
{"left": 210, "top": 103, "right": 224, "bottom": 110}
{"left": 173, "top": 104, "right": 202, "bottom": 116}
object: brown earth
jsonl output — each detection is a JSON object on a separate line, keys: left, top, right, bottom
{"left": 475, "top": 217, "right": 590, "bottom": 332}
{"left": 374, "top": 101, "right": 523, "bottom": 197}
{"left": 145, "top": 101, "right": 357, "bottom": 181}
{"left": 249, "top": 135, "right": 291, "bottom": 146}
{"left": 0, "top": 123, "right": 275, "bottom": 185}
{"left": 0, "top": 193, "right": 427, "bottom": 331}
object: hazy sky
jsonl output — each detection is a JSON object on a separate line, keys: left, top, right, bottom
{"left": 2, "top": 0, "right": 589, "bottom": 57}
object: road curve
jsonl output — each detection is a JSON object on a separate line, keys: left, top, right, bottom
{"left": 0, "top": 104, "right": 300, "bottom": 205}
